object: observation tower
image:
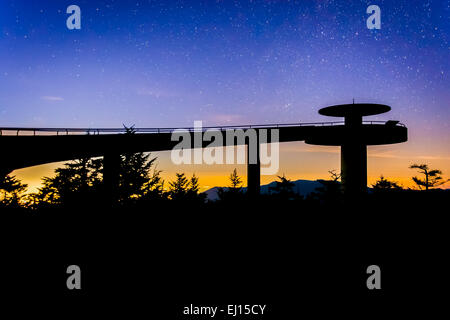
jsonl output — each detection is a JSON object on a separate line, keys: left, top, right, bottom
{"left": 305, "top": 103, "right": 407, "bottom": 197}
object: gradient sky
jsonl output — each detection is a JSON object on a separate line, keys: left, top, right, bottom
{"left": 1, "top": 0, "right": 449, "bottom": 192}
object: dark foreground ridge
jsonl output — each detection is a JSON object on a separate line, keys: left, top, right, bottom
{"left": 1, "top": 189, "right": 448, "bottom": 316}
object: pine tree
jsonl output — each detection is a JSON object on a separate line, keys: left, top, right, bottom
{"left": 0, "top": 175, "right": 28, "bottom": 207}
{"left": 229, "top": 168, "right": 242, "bottom": 190}
{"left": 117, "top": 126, "right": 161, "bottom": 203}
{"left": 189, "top": 174, "right": 200, "bottom": 194}
{"left": 118, "top": 152, "right": 156, "bottom": 203}
{"left": 311, "top": 169, "right": 342, "bottom": 204}
{"left": 187, "top": 174, "right": 206, "bottom": 203}
{"left": 217, "top": 168, "right": 243, "bottom": 201}
{"left": 269, "top": 174, "right": 296, "bottom": 200}
{"left": 409, "top": 164, "right": 449, "bottom": 190}
{"left": 30, "top": 157, "right": 102, "bottom": 207}
{"left": 372, "top": 176, "right": 402, "bottom": 191}
{"left": 168, "top": 173, "right": 189, "bottom": 201}
{"left": 142, "top": 165, "right": 166, "bottom": 201}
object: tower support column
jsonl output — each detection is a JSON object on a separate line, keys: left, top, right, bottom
{"left": 247, "top": 140, "right": 260, "bottom": 197}
{"left": 341, "top": 143, "right": 367, "bottom": 197}
{"left": 103, "top": 152, "right": 121, "bottom": 206}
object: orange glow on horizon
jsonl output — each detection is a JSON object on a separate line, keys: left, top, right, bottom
{"left": 11, "top": 142, "right": 450, "bottom": 195}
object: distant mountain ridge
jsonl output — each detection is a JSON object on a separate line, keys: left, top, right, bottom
{"left": 203, "top": 179, "right": 325, "bottom": 201}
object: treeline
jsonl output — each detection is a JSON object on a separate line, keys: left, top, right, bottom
{"left": 0, "top": 152, "right": 207, "bottom": 209}
{"left": 0, "top": 154, "right": 448, "bottom": 210}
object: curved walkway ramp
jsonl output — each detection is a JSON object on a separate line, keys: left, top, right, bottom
{"left": 0, "top": 104, "right": 408, "bottom": 198}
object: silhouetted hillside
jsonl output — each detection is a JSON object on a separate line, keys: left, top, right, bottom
{"left": 203, "top": 179, "right": 324, "bottom": 201}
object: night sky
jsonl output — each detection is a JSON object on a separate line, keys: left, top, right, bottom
{"left": 1, "top": 0, "right": 449, "bottom": 191}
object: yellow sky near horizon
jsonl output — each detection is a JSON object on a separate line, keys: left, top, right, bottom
{"left": 11, "top": 141, "right": 450, "bottom": 195}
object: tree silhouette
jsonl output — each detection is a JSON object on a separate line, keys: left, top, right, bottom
{"left": 28, "top": 126, "right": 162, "bottom": 207}
{"left": 30, "top": 157, "right": 103, "bottom": 207}
{"left": 0, "top": 175, "right": 28, "bottom": 207}
{"left": 269, "top": 174, "right": 297, "bottom": 200}
{"left": 31, "top": 153, "right": 163, "bottom": 207}
{"left": 311, "top": 169, "right": 342, "bottom": 204}
{"left": 229, "top": 168, "right": 242, "bottom": 190}
{"left": 167, "top": 173, "right": 205, "bottom": 202}
{"left": 141, "top": 165, "right": 166, "bottom": 201}
{"left": 116, "top": 125, "right": 163, "bottom": 203}
{"left": 168, "top": 173, "right": 189, "bottom": 201}
{"left": 409, "top": 163, "right": 448, "bottom": 190}
{"left": 328, "top": 170, "right": 341, "bottom": 182}
{"left": 30, "top": 176, "right": 62, "bottom": 207}
{"left": 118, "top": 152, "right": 156, "bottom": 203}
{"left": 187, "top": 174, "right": 206, "bottom": 202}
{"left": 189, "top": 174, "right": 200, "bottom": 194}
{"left": 217, "top": 168, "right": 244, "bottom": 201}
{"left": 372, "top": 175, "right": 402, "bottom": 191}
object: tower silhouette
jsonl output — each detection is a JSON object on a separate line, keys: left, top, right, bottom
{"left": 306, "top": 103, "right": 407, "bottom": 197}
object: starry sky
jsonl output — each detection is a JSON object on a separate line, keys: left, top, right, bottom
{"left": 1, "top": 0, "right": 449, "bottom": 191}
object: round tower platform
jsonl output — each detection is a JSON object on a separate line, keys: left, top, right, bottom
{"left": 309, "top": 103, "right": 407, "bottom": 198}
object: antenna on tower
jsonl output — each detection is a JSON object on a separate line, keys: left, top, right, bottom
{"left": 353, "top": 98, "right": 355, "bottom": 104}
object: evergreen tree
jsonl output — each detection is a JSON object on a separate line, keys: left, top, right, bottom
{"left": 269, "top": 174, "right": 296, "bottom": 200}
{"left": 30, "top": 157, "right": 102, "bottom": 207}
{"left": 0, "top": 175, "right": 28, "bottom": 207}
{"left": 168, "top": 173, "right": 189, "bottom": 201}
{"left": 229, "top": 169, "right": 242, "bottom": 190}
{"left": 409, "top": 164, "right": 449, "bottom": 190}
{"left": 141, "top": 165, "right": 166, "bottom": 201}
{"left": 118, "top": 152, "right": 156, "bottom": 203}
{"left": 117, "top": 126, "right": 163, "bottom": 204}
{"left": 187, "top": 174, "right": 206, "bottom": 203}
{"left": 310, "top": 170, "right": 342, "bottom": 204}
{"left": 217, "top": 168, "right": 244, "bottom": 201}
{"left": 167, "top": 173, "right": 205, "bottom": 202}
{"left": 372, "top": 175, "right": 402, "bottom": 191}
{"left": 189, "top": 174, "right": 200, "bottom": 194}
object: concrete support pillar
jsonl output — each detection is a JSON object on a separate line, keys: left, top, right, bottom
{"left": 103, "top": 152, "right": 121, "bottom": 206}
{"left": 344, "top": 115, "right": 362, "bottom": 127}
{"left": 341, "top": 143, "right": 367, "bottom": 197}
{"left": 247, "top": 140, "right": 260, "bottom": 197}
